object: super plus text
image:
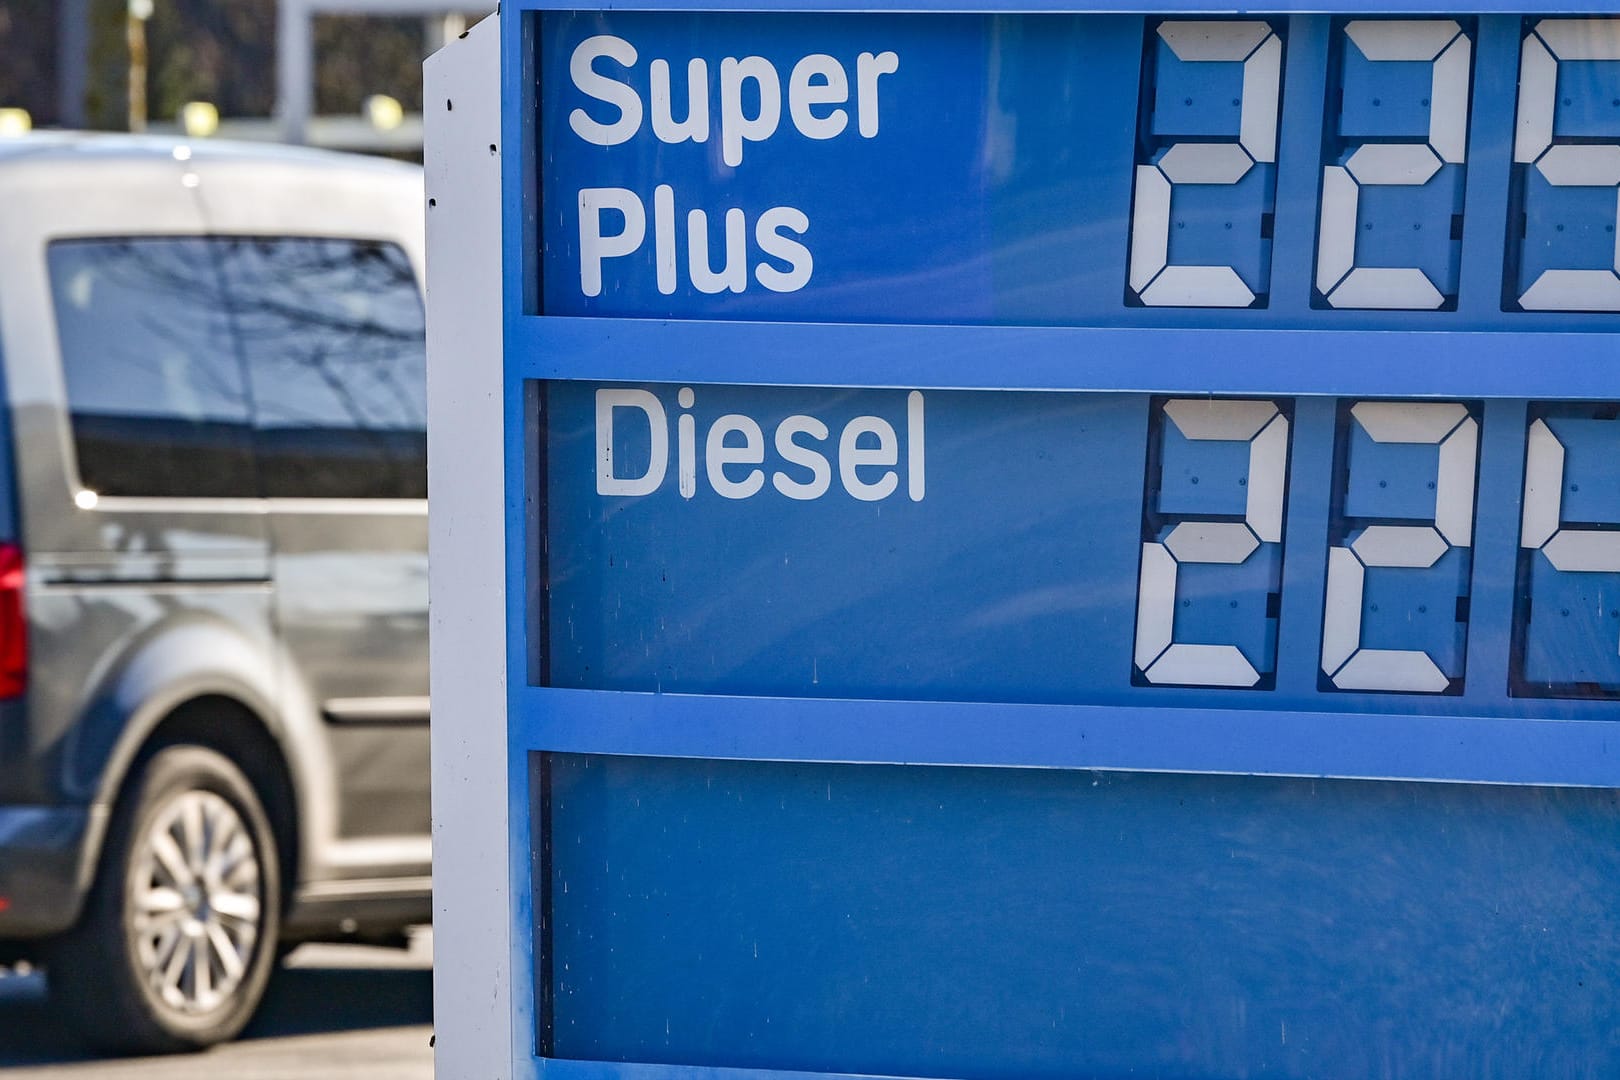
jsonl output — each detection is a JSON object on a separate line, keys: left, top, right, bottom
{"left": 568, "top": 35, "right": 900, "bottom": 297}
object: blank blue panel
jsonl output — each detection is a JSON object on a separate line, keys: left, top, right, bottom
{"left": 1549, "top": 415, "right": 1620, "bottom": 524}
{"left": 1552, "top": 59, "right": 1620, "bottom": 139}
{"left": 1338, "top": 55, "right": 1434, "bottom": 139}
{"left": 542, "top": 753, "right": 1620, "bottom": 1078}
{"left": 1358, "top": 547, "right": 1470, "bottom": 672}
{"left": 1351, "top": 166, "right": 1465, "bottom": 293}
{"left": 1156, "top": 419, "right": 1252, "bottom": 516}
{"left": 1162, "top": 163, "right": 1274, "bottom": 291}
{"left": 1149, "top": 38, "right": 1246, "bottom": 137}
{"left": 1520, "top": 554, "right": 1620, "bottom": 689}
{"left": 547, "top": 384, "right": 1150, "bottom": 702}
{"left": 1342, "top": 427, "right": 1444, "bottom": 521}
{"left": 1168, "top": 544, "right": 1279, "bottom": 667}
{"left": 1520, "top": 173, "right": 1618, "bottom": 281}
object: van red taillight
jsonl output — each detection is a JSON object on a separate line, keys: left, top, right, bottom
{"left": 0, "top": 545, "right": 25, "bottom": 699}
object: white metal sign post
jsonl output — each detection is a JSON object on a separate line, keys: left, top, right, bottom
{"left": 425, "top": 15, "right": 512, "bottom": 1077}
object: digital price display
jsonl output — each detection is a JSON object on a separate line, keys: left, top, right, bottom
{"left": 508, "top": 7, "right": 1620, "bottom": 1077}
{"left": 540, "top": 13, "right": 1620, "bottom": 322}
{"left": 546, "top": 386, "right": 1620, "bottom": 706}
{"left": 535, "top": 12, "right": 1620, "bottom": 714}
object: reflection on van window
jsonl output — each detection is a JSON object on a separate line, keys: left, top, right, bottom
{"left": 48, "top": 237, "right": 426, "bottom": 502}
{"left": 48, "top": 239, "right": 256, "bottom": 498}
{"left": 221, "top": 238, "right": 427, "bottom": 500}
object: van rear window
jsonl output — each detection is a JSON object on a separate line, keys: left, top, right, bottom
{"left": 219, "top": 237, "right": 427, "bottom": 501}
{"left": 48, "top": 236, "right": 426, "bottom": 501}
{"left": 48, "top": 238, "right": 256, "bottom": 498}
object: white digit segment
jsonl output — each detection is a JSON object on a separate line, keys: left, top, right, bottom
{"left": 1316, "top": 21, "right": 1472, "bottom": 310}
{"left": 1513, "top": 19, "right": 1620, "bottom": 311}
{"left": 1321, "top": 402, "right": 1478, "bottom": 692}
{"left": 1522, "top": 418, "right": 1620, "bottom": 572}
{"left": 1134, "top": 399, "right": 1289, "bottom": 687}
{"left": 1128, "top": 21, "right": 1282, "bottom": 308}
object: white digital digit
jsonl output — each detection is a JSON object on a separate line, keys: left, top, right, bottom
{"left": 1513, "top": 19, "right": 1620, "bottom": 311}
{"left": 1128, "top": 22, "right": 1282, "bottom": 307}
{"left": 1316, "top": 21, "right": 1472, "bottom": 309}
{"left": 1135, "top": 399, "right": 1288, "bottom": 686}
{"left": 1321, "top": 402, "right": 1477, "bottom": 692}
{"left": 1522, "top": 416, "right": 1620, "bottom": 569}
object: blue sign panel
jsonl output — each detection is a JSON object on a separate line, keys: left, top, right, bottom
{"left": 505, "top": 6, "right": 1620, "bottom": 1078}
{"left": 534, "top": 10, "right": 1620, "bottom": 328}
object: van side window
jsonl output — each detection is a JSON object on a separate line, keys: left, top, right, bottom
{"left": 219, "top": 238, "right": 427, "bottom": 500}
{"left": 47, "top": 239, "right": 256, "bottom": 498}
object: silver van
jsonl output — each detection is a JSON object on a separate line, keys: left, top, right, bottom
{"left": 0, "top": 134, "right": 430, "bottom": 1052}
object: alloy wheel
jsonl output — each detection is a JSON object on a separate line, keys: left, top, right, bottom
{"left": 127, "top": 789, "right": 263, "bottom": 1016}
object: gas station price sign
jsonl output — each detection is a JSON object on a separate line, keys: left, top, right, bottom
{"left": 541, "top": 13, "right": 1620, "bottom": 321}
{"left": 495, "top": 5, "right": 1620, "bottom": 1078}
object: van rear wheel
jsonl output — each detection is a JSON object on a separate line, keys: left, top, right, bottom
{"left": 51, "top": 745, "right": 281, "bottom": 1053}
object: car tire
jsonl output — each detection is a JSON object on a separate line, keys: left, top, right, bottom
{"left": 49, "top": 744, "right": 282, "bottom": 1053}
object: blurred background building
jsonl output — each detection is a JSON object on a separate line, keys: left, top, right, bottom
{"left": 0, "top": 0, "right": 492, "bottom": 156}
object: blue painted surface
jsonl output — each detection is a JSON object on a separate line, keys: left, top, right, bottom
{"left": 548, "top": 384, "right": 1140, "bottom": 702}
{"left": 501, "top": 6, "right": 1620, "bottom": 1077}
{"left": 536, "top": 10, "right": 1620, "bottom": 329}
{"left": 507, "top": 317, "right": 1620, "bottom": 397}
{"left": 509, "top": 685, "right": 1620, "bottom": 786}
{"left": 543, "top": 382, "right": 1620, "bottom": 714}
{"left": 542, "top": 753, "right": 1620, "bottom": 1078}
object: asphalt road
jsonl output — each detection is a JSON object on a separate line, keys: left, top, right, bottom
{"left": 0, "top": 931, "right": 433, "bottom": 1079}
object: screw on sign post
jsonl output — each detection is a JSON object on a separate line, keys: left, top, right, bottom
{"left": 428, "top": 6, "right": 1620, "bottom": 1078}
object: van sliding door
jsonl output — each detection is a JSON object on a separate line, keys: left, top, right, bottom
{"left": 218, "top": 237, "right": 430, "bottom": 851}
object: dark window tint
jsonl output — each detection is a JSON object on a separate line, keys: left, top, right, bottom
{"left": 220, "top": 238, "right": 426, "bottom": 500}
{"left": 48, "top": 239, "right": 255, "bottom": 497}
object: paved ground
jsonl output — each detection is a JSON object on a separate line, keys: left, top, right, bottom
{"left": 0, "top": 931, "right": 433, "bottom": 1079}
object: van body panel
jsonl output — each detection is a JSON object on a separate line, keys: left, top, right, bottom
{"left": 14, "top": 584, "right": 276, "bottom": 799}
{"left": 185, "top": 155, "right": 426, "bottom": 285}
{"left": 271, "top": 507, "right": 430, "bottom": 839}
{"left": 0, "top": 805, "right": 95, "bottom": 936}
{"left": 190, "top": 154, "right": 432, "bottom": 855}
{"left": 0, "top": 136, "right": 431, "bottom": 947}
